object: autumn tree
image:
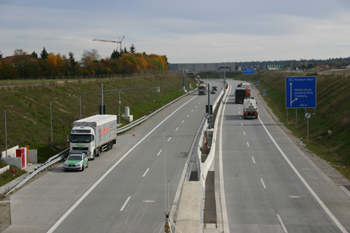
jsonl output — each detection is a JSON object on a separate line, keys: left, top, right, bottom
{"left": 0, "top": 60, "right": 17, "bottom": 79}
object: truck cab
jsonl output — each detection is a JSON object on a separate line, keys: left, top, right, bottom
{"left": 69, "top": 127, "right": 96, "bottom": 160}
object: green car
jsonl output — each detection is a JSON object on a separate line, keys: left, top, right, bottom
{"left": 63, "top": 152, "right": 88, "bottom": 171}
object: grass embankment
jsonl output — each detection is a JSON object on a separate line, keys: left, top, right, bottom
{"left": 0, "top": 74, "right": 197, "bottom": 164}
{"left": 224, "top": 71, "right": 350, "bottom": 180}
{"left": 0, "top": 160, "right": 26, "bottom": 187}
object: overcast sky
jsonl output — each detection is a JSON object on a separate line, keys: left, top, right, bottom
{"left": 1, "top": 0, "right": 350, "bottom": 63}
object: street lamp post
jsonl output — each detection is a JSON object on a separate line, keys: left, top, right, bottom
{"left": 4, "top": 106, "right": 13, "bottom": 157}
{"left": 50, "top": 98, "right": 57, "bottom": 148}
{"left": 79, "top": 93, "right": 85, "bottom": 119}
{"left": 101, "top": 86, "right": 160, "bottom": 124}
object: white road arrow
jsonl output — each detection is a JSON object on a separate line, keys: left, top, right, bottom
{"left": 290, "top": 82, "right": 298, "bottom": 106}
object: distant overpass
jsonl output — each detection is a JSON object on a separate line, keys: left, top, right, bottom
{"left": 168, "top": 62, "right": 235, "bottom": 75}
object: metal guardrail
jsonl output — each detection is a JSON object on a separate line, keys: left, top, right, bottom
{"left": 5, "top": 148, "right": 70, "bottom": 196}
{"left": 4, "top": 89, "right": 196, "bottom": 196}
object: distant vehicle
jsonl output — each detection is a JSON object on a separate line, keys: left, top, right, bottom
{"left": 235, "top": 88, "right": 246, "bottom": 104}
{"left": 237, "top": 83, "right": 242, "bottom": 87}
{"left": 212, "top": 86, "right": 218, "bottom": 91}
{"left": 69, "top": 114, "right": 117, "bottom": 160}
{"left": 63, "top": 152, "right": 88, "bottom": 171}
{"left": 243, "top": 97, "right": 258, "bottom": 119}
{"left": 241, "top": 82, "right": 251, "bottom": 89}
{"left": 211, "top": 89, "right": 216, "bottom": 94}
{"left": 198, "top": 83, "right": 207, "bottom": 95}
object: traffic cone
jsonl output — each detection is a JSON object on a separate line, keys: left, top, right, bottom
{"left": 132, "top": 133, "right": 135, "bottom": 136}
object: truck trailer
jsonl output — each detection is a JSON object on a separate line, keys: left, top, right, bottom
{"left": 69, "top": 114, "right": 117, "bottom": 160}
{"left": 243, "top": 97, "right": 258, "bottom": 119}
{"left": 235, "top": 88, "right": 246, "bottom": 104}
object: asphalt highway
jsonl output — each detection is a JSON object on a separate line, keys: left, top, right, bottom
{"left": 4, "top": 80, "right": 224, "bottom": 233}
{"left": 219, "top": 80, "right": 350, "bottom": 232}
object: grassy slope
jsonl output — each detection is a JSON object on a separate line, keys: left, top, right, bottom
{"left": 0, "top": 74, "right": 197, "bottom": 163}
{"left": 226, "top": 71, "right": 350, "bottom": 180}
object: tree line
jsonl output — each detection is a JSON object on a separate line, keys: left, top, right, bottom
{"left": 0, "top": 45, "right": 168, "bottom": 80}
{"left": 236, "top": 57, "right": 350, "bottom": 70}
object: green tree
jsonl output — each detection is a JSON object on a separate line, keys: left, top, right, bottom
{"left": 40, "top": 47, "right": 48, "bottom": 59}
{"left": 130, "top": 44, "right": 136, "bottom": 54}
{"left": 31, "top": 51, "right": 38, "bottom": 58}
{"left": 0, "top": 51, "right": 3, "bottom": 59}
{"left": 111, "top": 49, "right": 121, "bottom": 59}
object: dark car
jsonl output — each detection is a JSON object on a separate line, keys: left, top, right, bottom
{"left": 212, "top": 86, "right": 218, "bottom": 91}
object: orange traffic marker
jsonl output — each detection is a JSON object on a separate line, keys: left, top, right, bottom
{"left": 132, "top": 133, "right": 135, "bottom": 136}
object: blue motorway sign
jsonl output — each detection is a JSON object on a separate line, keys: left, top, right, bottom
{"left": 286, "top": 76, "right": 316, "bottom": 108}
{"left": 243, "top": 68, "right": 255, "bottom": 74}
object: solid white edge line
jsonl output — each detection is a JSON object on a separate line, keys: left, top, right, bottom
{"left": 219, "top": 85, "right": 230, "bottom": 233}
{"left": 252, "top": 157, "right": 256, "bottom": 164}
{"left": 157, "top": 150, "right": 162, "bottom": 156}
{"left": 47, "top": 95, "right": 197, "bottom": 233}
{"left": 120, "top": 196, "right": 131, "bottom": 211}
{"left": 277, "top": 214, "right": 288, "bottom": 233}
{"left": 260, "top": 178, "right": 266, "bottom": 189}
{"left": 258, "top": 117, "right": 348, "bottom": 233}
{"left": 340, "top": 186, "right": 350, "bottom": 197}
{"left": 142, "top": 168, "right": 150, "bottom": 177}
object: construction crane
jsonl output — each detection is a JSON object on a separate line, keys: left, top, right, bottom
{"left": 93, "top": 36, "right": 125, "bottom": 53}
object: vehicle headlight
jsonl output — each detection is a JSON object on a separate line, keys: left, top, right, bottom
{"left": 76, "top": 163, "right": 82, "bottom": 167}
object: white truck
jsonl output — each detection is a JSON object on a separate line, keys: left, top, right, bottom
{"left": 68, "top": 115, "right": 117, "bottom": 160}
{"left": 198, "top": 83, "right": 207, "bottom": 95}
{"left": 243, "top": 97, "right": 258, "bottom": 119}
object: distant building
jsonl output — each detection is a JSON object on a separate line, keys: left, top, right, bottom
{"left": 168, "top": 62, "right": 235, "bottom": 74}
{"left": 267, "top": 65, "right": 280, "bottom": 71}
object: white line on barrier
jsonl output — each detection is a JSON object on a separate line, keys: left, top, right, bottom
{"left": 219, "top": 84, "right": 230, "bottom": 233}
{"left": 120, "top": 196, "right": 131, "bottom": 211}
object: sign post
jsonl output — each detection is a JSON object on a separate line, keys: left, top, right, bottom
{"left": 286, "top": 76, "right": 316, "bottom": 142}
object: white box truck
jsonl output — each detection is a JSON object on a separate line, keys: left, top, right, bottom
{"left": 69, "top": 115, "right": 117, "bottom": 160}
